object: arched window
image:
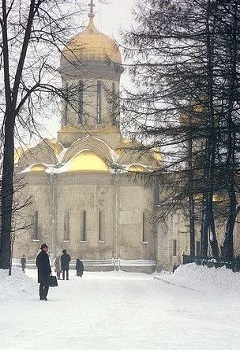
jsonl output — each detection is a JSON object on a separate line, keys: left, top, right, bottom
{"left": 154, "top": 182, "right": 160, "bottom": 206}
{"left": 98, "top": 210, "right": 104, "bottom": 242}
{"left": 33, "top": 211, "right": 39, "bottom": 240}
{"left": 78, "top": 80, "right": 84, "bottom": 124}
{"left": 81, "top": 210, "right": 87, "bottom": 242}
{"left": 97, "top": 80, "right": 102, "bottom": 124}
{"left": 112, "top": 82, "right": 117, "bottom": 125}
{"left": 64, "top": 82, "right": 69, "bottom": 126}
{"left": 173, "top": 240, "right": 177, "bottom": 256}
{"left": 142, "top": 212, "right": 148, "bottom": 243}
{"left": 64, "top": 210, "right": 70, "bottom": 241}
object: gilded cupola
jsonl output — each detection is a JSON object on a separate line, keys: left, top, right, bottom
{"left": 60, "top": 17, "right": 122, "bottom": 67}
{"left": 60, "top": 2, "right": 123, "bottom": 76}
{"left": 58, "top": 1, "right": 124, "bottom": 148}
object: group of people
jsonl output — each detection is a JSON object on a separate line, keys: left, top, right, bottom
{"left": 36, "top": 243, "right": 84, "bottom": 301}
{"left": 53, "top": 249, "right": 84, "bottom": 279}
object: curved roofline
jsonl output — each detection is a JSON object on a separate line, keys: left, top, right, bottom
{"left": 60, "top": 12, "right": 122, "bottom": 67}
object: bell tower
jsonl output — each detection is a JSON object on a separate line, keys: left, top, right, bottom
{"left": 58, "top": 1, "right": 124, "bottom": 148}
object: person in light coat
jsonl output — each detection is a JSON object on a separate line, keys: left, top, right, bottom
{"left": 54, "top": 255, "right": 62, "bottom": 280}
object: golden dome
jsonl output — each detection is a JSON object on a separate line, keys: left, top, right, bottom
{"left": 153, "top": 149, "right": 162, "bottom": 164}
{"left": 61, "top": 16, "right": 122, "bottom": 66}
{"left": 194, "top": 193, "right": 224, "bottom": 203}
{"left": 128, "top": 165, "right": 149, "bottom": 173}
{"left": 69, "top": 151, "right": 109, "bottom": 172}
{"left": 14, "top": 146, "right": 28, "bottom": 163}
{"left": 115, "top": 137, "right": 141, "bottom": 156}
{"left": 30, "top": 164, "right": 47, "bottom": 172}
{"left": 48, "top": 139, "right": 63, "bottom": 155}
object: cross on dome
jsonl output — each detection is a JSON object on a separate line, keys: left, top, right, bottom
{"left": 88, "top": 0, "right": 95, "bottom": 18}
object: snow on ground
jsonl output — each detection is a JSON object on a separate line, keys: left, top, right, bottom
{"left": 1, "top": 263, "right": 240, "bottom": 350}
{"left": 155, "top": 262, "right": 240, "bottom": 293}
{"left": 0, "top": 268, "right": 37, "bottom": 299}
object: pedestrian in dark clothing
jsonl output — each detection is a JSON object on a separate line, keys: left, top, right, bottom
{"left": 61, "top": 249, "right": 71, "bottom": 280}
{"left": 76, "top": 258, "right": 84, "bottom": 277}
{"left": 36, "top": 243, "right": 51, "bottom": 301}
{"left": 21, "top": 255, "right": 26, "bottom": 273}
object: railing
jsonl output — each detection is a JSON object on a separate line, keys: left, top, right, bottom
{"left": 12, "top": 258, "right": 156, "bottom": 272}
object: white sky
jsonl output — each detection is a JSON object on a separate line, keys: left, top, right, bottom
{"left": 1, "top": 263, "right": 240, "bottom": 349}
{"left": 93, "top": 0, "right": 136, "bottom": 38}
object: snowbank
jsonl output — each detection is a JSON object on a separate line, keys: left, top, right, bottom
{"left": 155, "top": 262, "right": 240, "bottom": 293}
{"left": 0, "top": 266, "right": 37, "bottom": 299}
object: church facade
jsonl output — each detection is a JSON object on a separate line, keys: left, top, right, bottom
{"left": 13, "top": 8, "right": 164, "bottom": 272}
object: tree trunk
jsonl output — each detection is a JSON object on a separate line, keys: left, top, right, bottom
{"left": 200, "top": 196, "right": 209, "bottom": 257}
{"left": 209, "top": 197, "right": 219, "bottom": 258}
{"left": 200, "top": 0, "right": 219, "bottom": 257}
{"left": 0, "top": 110, "right": 15, "bottom": 269}
{"left": 189, "top": 194, "right": 195, "bottom": 256}
{"left": 223, "top": 189, "right": 238, "bottom": 260}
{"left": 222, "top": 1, "right": 239, "bottom": 262}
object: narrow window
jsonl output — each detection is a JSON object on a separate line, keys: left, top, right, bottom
{"left": 173, "top": 239, "right": 177, "bottom": 257}
{"left": 33, "top": 211, "right": 39, "bottom": 240}
{"left": 98, "top": 210, "right": 104, "bottom": 241}
{"left": 81, "top": 210, "right": 87, "bottom": 241}
{"left": 112, "top": 82, "right": 116, "bottom": 125}
{"left": 78, "top": 80, "right": 84, "bottom": 124}
{"left": 64, "top": 210, "right": 70, "bottom": 241}
{"left": 142, "top": 212, "right": 148, "bottom": 243}
{"left": 154, "top": 182, "right": 160, "bottom": 205}
{"left": 64, "top": 82, "right": 69, "bottom": 126}
{"left": 97, "top": 80, "right": 102, "bottom": 124}
{"left": 196, "top": 240, "right": 201, "bottom": 256}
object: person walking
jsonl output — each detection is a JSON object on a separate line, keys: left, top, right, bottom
{"left": 36, "top": 243, "right": 51, "bottom": 301}
{"left": 21, "top": 255, "right": 26, "bottom": 273}
{"left": 76, "top": 258, "right": 84, "bottom": 277}
{"left": 61, "top": 249, "right": 71, "bottom": 280}
{"left": 54, "top": 255, "right": 62, "bottom": 280}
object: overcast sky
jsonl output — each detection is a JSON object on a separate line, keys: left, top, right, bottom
{"left": 89, "top": 0, "right": 136, "bottom": 39}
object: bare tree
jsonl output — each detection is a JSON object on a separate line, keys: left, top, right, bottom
{"left": 0, "top": 0, "right": 88, "bottom": 269}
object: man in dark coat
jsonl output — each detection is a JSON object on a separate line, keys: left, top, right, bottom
{"left": 61, "top": 249, "right": 71, "bottom": 280}
{"left": 36, "top": 243, "right": 51, "bottom": 300}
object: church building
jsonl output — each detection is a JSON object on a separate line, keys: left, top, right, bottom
{"left": 13, "top": 4, "right": 168, "bottom": 272}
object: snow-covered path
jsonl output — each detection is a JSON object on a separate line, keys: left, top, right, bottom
{"left": 1, "top": 267, "right": 240, "bottom": 350}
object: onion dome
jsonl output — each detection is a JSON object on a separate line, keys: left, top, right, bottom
{"left": 60, "top": 10, "right": 122, "bottom": 69}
